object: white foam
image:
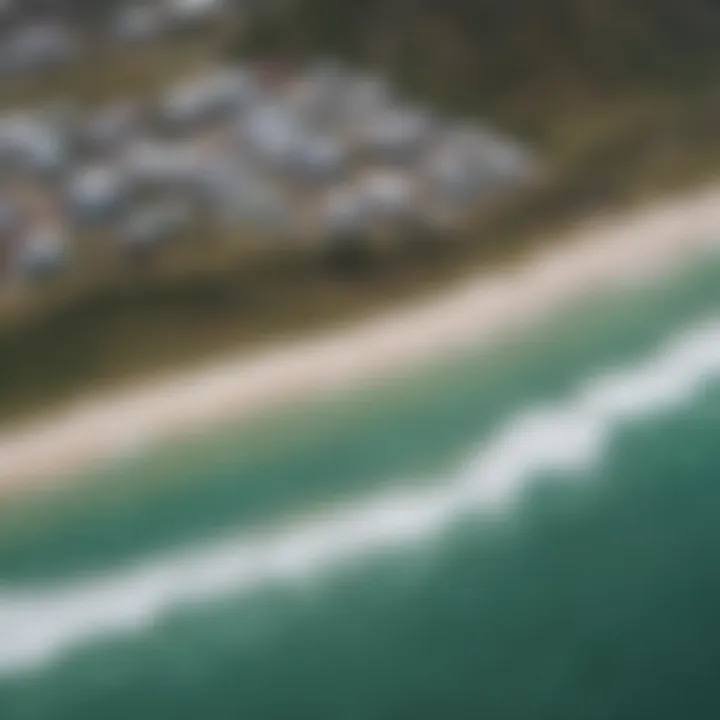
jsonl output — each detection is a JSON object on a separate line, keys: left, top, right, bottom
{"left": 2, "top": 318, "right": 720, "bottom": 678}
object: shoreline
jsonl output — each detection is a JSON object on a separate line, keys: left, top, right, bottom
{"left": 3, "top": 183, "right": 720, "bottom": 497}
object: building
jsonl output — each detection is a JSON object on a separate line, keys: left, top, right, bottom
{"left": 359, "top": 170, "right": 419, "bottom": 223}
{"left": 16, "top": 222, "right": 69, "bottom": 279}
{"left": 159, "top": 67, "right": 255, "bottom": 133}
{"left": 65, "top": 163, "right": 129, "bottom": 225}
{"left": 285, "top": 134, "right": 348, "bottom": 185}
{"left": 355, "top": 106, "right": 434, "bottom": 165}
{"left": 0, "top": 113, "right": 68, "bottom": 176}
{"left": 241, "top": 101, "right": 305, "bottom": 169}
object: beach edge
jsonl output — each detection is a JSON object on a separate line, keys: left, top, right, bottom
{"left": 2, "top": 183, "right": 720, "bottom": 497}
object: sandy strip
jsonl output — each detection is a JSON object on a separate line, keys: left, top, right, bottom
{"left": 2, "top": 184, "right": 720, "bottom": 496}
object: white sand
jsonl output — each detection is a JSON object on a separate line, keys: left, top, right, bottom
{"left": 2, "top": 184, "right": 720, "bottom": 497}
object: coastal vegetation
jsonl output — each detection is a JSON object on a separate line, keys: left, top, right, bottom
{"left": 2, "top": 0, "right": 720, "bottom": 422}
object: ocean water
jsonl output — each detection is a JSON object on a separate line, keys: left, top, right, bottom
{"left": 3, "top": 245, "right": 720, "bottom": 719}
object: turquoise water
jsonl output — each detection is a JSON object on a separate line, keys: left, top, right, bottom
{"left": 3, "top": 247, "right": 720, "bottom": 718}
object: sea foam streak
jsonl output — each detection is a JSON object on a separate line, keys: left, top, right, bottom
{"left": 2, "top": 318, "right": 720, "bottom": 678}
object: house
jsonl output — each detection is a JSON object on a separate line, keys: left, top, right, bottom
{"left": 158, "top": 67, "right": 256, "bottom": 133}
{"left": 16, "top": 222, "right": 69, "bottom": 279}
{"left": 359, "top": 170, "right": 418, "bottom": 223}
{"left": 122, "top": 139, "right": 200, "bottom": 190}
{"left": 0, "top": 113, "right": 68, "bottom": 176}
{"left": 285, "top": 133, "right": 347, "bottom": 185}
{"left": 65, "top": 163, "right": 129, "bottom": 224}
{"left": 355, "top": 106, "right": 433, "bottom": 164}
{"left": 241, "top": 102, "right": 305, "bottom": 169}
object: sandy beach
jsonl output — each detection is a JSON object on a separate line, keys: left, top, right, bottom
{"left": 2, "top": 184, "right": 720, "bottom": 497}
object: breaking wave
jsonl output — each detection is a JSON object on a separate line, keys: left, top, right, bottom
{"left": 2, "top": 317, "right": 720, "bottom": 678}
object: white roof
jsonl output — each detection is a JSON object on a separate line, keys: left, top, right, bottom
{"left": 19, "top": 224, "right": 68, "bottom": 272}
{"left": 243, "top": 104, "right": 304, "bottom": 162}
{"left": 68, "top": 164, "right": 127, "bottom": 207}
{"left": 122, "top": 141, "right": 199, "bottom": 183}
{"left": 291, "top": 135, "right": 346, "bottom": 175}
{"left": 361, "top": 171, "right": 415, "bottom": 210}
{"left": 162, "top": 67, "right": 255, "bottom": 123}
{"left": 0, "top": 114, "right": 67, "bottom": 169}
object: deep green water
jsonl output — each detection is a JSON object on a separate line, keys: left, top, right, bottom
{"left": 2, "top": 246, "right": 720, "bottom": 719}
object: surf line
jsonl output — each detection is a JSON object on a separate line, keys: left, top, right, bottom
{"left": 2, "top": 317, "right": 720, "bottom": 678}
